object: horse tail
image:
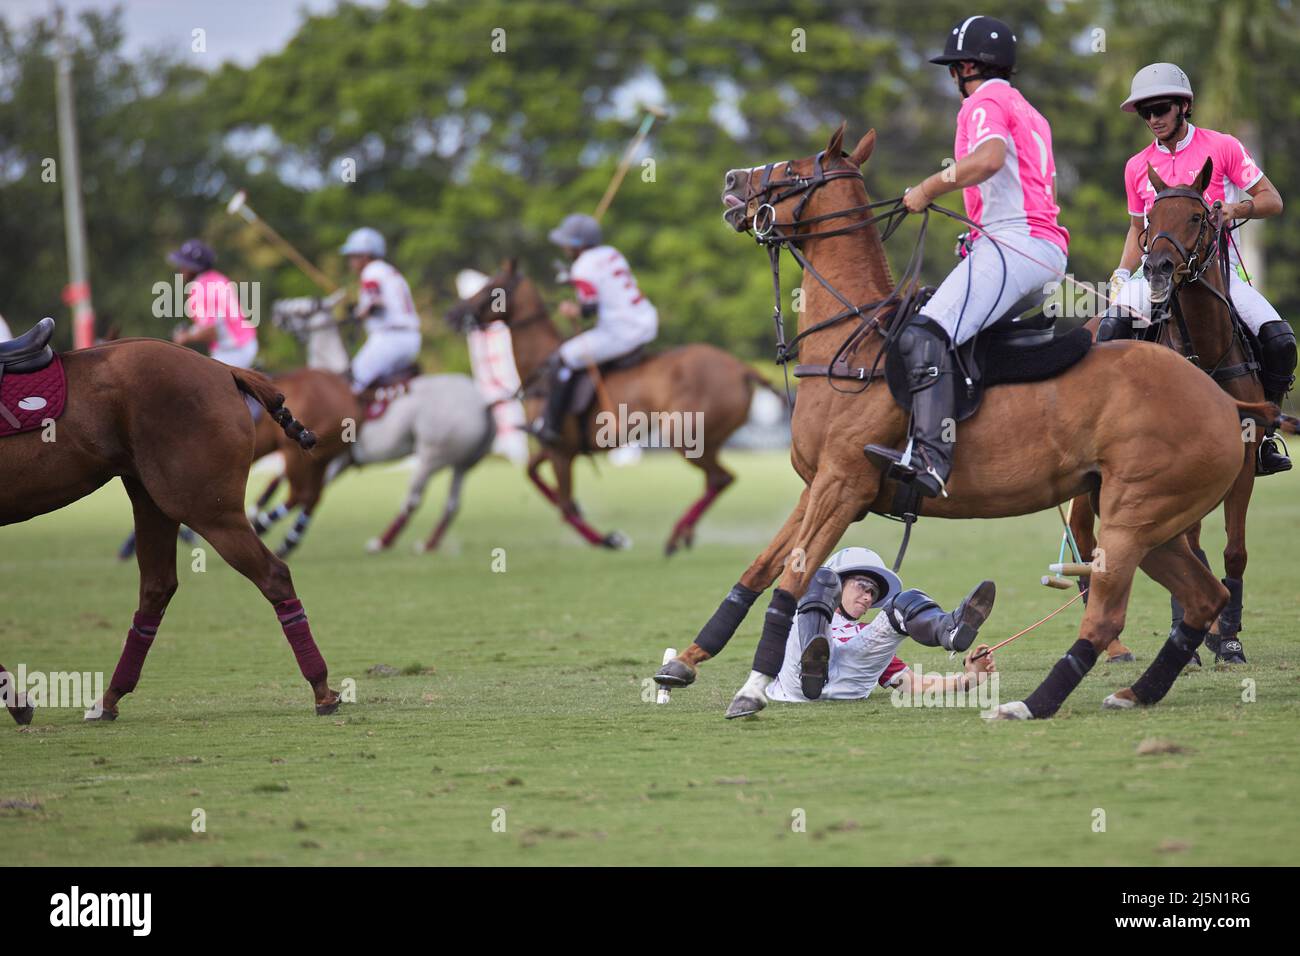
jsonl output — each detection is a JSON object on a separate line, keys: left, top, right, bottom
{"left": 231, "top": 367, "right": 318, "bottom": 450}
{"left": 1233, "top": 399, "right": 1281, "bottom": 429}
{"left": 744, "top": 367, "right": 784, "bottom": 399}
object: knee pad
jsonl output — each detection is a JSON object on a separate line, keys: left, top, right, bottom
{"left": 883, "top": 588, "right": 938, "bottom": 635}
{"left": 1258, "top": 321, "right": 1297, "bottom": 396}
{"left": 796, "top": 567, "right": 842, "bottom": 647}
{"left": 797, "top": 567, "right": 842, "bottom": 623}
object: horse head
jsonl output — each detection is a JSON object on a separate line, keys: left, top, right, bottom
{"left": 271, "top": 290, "right": 344, "bottom": 340}
{"left": 1143, "top": 157, "right": 1217, "bottom": 305}
{"left": 720, "top": 122, "right": 877, "bottom": 237}
{"left": 445, "top": 257, "right": 542, "bottom": 333}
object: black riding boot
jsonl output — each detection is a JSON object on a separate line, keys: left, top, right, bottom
{"left": 885, "top": 581, "right": 996, "bottom": 654}
{"left": 533, "top": 355, "right": 576, "bottom": 446}
{"left": 1256, "top": 321, "right": 1296, "bottom": 475}
{"left": 864, "top": 321, "right": 957, "bottom": 497}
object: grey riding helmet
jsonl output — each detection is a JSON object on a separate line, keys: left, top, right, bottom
{"left": 548, "top": 213, "right": 602, "bottom": 250}
{"left": 1121, "top": 63, "right": 1193, "bottom": 112}
{"left": 823, "top": 547, "right": 902, "bottom": 605}
{"left": 340, "top": 227, "right": 386, "bottom": 258}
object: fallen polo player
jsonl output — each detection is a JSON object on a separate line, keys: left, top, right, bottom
{"left": 744, "top": 547, "right": 998, "bottom": 710}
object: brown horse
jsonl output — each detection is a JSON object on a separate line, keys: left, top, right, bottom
{"left": 1, "top": 324, "right": 341, "bottom": 723}
{"left": 1071, "top": 159, "right": 1264, "bottom": 665}
{"left": 248, "top": 367, "right": 358, "bottom": 557}
{"left": 447, "top": 259, "right": 776, "bottom": 554}
{"left": 654, "top": 124, "right": 1272, "bottom": 720}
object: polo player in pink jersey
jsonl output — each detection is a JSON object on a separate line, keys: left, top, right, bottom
{"left": 1100, "top": 62, "right": 1294, "bottom": 476}
{"left": 865, "top": 16, "right": 1069, "bottom": 498}
{"left": 167, "top": 239, "right": 259, "bottom": 369}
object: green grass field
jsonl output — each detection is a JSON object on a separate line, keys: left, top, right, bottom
{"left": 4, "top": 450, "right": 1299, "bottom": 865}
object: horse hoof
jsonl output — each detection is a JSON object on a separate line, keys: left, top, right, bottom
{"left": 724, "top": 692, "right": 765, "bottom": 719}
{"left": 315, "top": 695, "right": 341, "bottom": 716}
{"left": 664, "top": 540, "right": 679, "bottom": 557}
{"left": 654, "top": 660, "right": 696, "bottom": 688}
{"left": 983, "top": 700, "right": 1033, "bottom": 720}
{"left": 602, "top": 531, "right": 631, "bottom": 550}
{"left": 366, "top": 537, "right": 387, "bottom": 554}
{"left": 1107, "top": 652, "right": 1136, "bottom": 663}
{"left": 84, "top": 702, "right": 118, "bottom": 722}
{"left": 9, "top": 705, "right": 34, "bottom": 726}
{"left": 1101, "top": 690, "right": 1139, "bottom": 710}
{"left": 1215, "top": 639, "right": 1247, "bottom": 665}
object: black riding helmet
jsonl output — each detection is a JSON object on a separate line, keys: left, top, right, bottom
{"left": 931, "top": 15, "right": 1017, "bottom": 95}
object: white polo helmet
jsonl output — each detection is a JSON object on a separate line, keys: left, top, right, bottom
{"left": 1121, "top": 62, "right": 1194, "bottom": 113}
{"left": 339, "top": 227, "right": 386, "bottom": 258}
{"left": 823, "top": 547, "right": 902, "bottom": 605}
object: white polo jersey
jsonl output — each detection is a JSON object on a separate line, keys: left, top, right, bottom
{"left": 569, "top": 245, "right": 658, "bottom": 339}
{"left": 358, "top": 260, "right": 421, "bottom": 333}
{"left": 767, "top": 610, "right": 910, "bottom": 702}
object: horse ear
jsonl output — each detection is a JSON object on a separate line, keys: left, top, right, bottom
{"left": 826, "top": 121, "right": 847, "bottom": 158}
{"left": 1192, "top": 156, "right": 1214, "bottom": 195}
{"left": 1147, "top": 163, "right": 1169, "bottom": 194}
{"left": 501, "top": 257, "right": 517, "bottom": 276}
{"left": 848, "top": 129, "right": 877, "bottom": 167}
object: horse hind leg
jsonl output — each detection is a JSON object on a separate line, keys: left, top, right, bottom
{"left": 188, "top": 513, "right": 340, "bottom": 715}
{"left": 1067, "top": 493, "right": 1134, "bottom": 662}
{"left": 88, "top": 476, "right": 180, "bottom": 721}
{"left": 1104, "top": 536, "right": 1228, "bottom": 711}
{"left": 994, "top": 533, "right": 1146, "bottom": 720}
{"left": 420, "top": 465, "right": 468, "bottom": 554}
{"left": 665, "top": 448, "right": 734, "bottom": 557}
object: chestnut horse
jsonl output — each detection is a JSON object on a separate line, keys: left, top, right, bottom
{"left": 1071, "top": 159, "right": 1265, "bottom": 665}
{"left": 1, "top": 324, "right": 340, "bottom": 723}
{"left": 655, "top": 124, "right": 1271, "bottom": 720}
{"left": 447, "top": 259, "right": 776, "bottom": 554}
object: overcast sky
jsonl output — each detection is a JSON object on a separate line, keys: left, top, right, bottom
{"left": 3, "top": 0, "right": 380, "bottom": 66}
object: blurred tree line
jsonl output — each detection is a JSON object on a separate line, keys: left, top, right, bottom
{"left": 2, "top": 0, "right": 1297, "bottom": 371}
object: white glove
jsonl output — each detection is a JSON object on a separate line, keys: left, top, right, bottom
{"left": 1108, "top": 268, "right": 1131, "bottom": 303}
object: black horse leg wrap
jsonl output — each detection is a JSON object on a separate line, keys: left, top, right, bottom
{"left": 752, "top": 589, "right": 797, "bottom": 678}
{"left": 694, "top": 583, "right": 761, "bottom": 657}
{"left": 1132, "top": 622, "right": 1207, "bottom": 705}
{"left": 1024, "top": 639, "right": 1098, "bottom": 718}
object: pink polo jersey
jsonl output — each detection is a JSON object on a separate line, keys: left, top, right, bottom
{"left": 187, "top": 269, "right": 256, "bottom": 353}
{"left": 1124, "top": 123, "right": 1263, "bottom": 222}
{"left": 954, "top": 78, "right": 1069, "bottom": 254}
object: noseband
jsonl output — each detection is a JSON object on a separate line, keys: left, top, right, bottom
{"left": 1145, "top": 186, "right": 1219, "bottom": 286}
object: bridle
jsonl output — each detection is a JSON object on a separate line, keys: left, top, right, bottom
{"left": 1145, "top": 186, "right": 1218, "bottom": 286}
{"left": 737, "top": 150, "right": 928, "bottom": 399}
{"left": 1144, "top": 186, "right": 1258, "bottom": 383}
{"left": 738, "top": 149, "right": 990, "bottom": 400}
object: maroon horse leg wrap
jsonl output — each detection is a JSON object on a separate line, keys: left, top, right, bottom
{"left": 275, "top": 599, "right": 327, "bottom": 685}
{"left": 110, "top": 611, "right": 163, "bottom": 695}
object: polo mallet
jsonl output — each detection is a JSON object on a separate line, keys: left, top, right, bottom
{"left": 969, "top": 586, "right": 1088, "bottom": 663}
{"left": 226, "top": 190, "right": 338, "bottom": 294}
{"left": 566, "top": 105, "right": 670, "bottom": 422}
{"left": 1042, "top": 502, "right": 1090, "bottom": 589}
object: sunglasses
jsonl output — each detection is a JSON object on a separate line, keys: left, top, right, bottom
{"left": 1136, "top": 100, "right": 1178, "bottom": 121}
